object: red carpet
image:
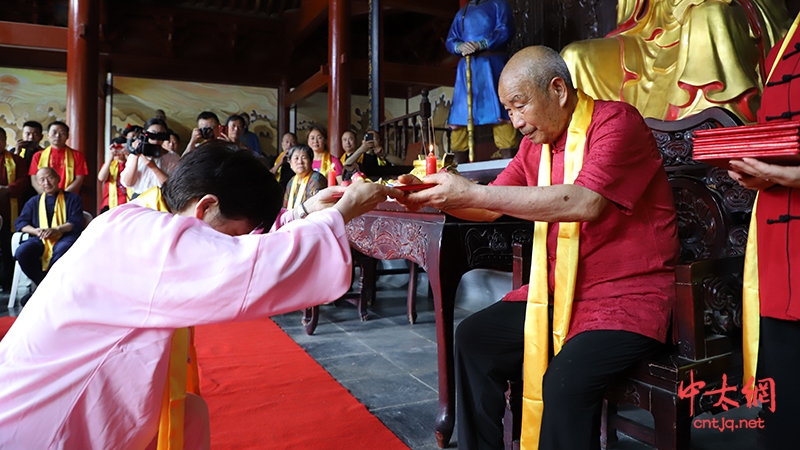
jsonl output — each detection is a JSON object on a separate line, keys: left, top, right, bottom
{"left": 195, "top": 318, "right": 409, "bottom": 449}
{"left": 0, "top": 316, "right": 15, "bottom": 340}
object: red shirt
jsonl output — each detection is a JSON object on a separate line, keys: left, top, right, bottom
{"left": 28, "top": 147, "right": 89, "bottom": 190}
{"left": 752, "top": 29, "right": 800, "bottom": 321}
{"left": 494, "top": 100, "right": 679, "bottom": 343}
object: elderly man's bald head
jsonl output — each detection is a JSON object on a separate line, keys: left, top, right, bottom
{"left": 500, "top": 46, "right": 574, "bottom": 95}
{"left": 36, "top": 166, "right": 61, "bottom": 195}
{"left": 497, "top": 46, "right": 578, "bottom": 145}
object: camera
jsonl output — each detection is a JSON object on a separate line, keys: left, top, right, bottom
{"left": 130, "top": 131, "right": 169, "bottom": 158}
{"left": 201, "top": 127, "right": 215, "bottom": 140}
{"left": 365, "top": 132, "right": 374, "bottom": 141}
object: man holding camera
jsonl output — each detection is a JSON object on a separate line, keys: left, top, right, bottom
{"left": 14, "top": 121, "right": 43, "bottom": 170}
{"left": 185, "top": 111, "right": 222, "bottom": 155}
{"left": 14, "top": 166, "right": 83, "bottom": 288}
{"left": 28, "top": 122, "right": 88, "bottom": 195}
{"left": 121, "top": 118, "right": 181, "bottom": 198}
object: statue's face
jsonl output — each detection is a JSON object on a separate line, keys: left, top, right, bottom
{"left": 616, "top": 0, "right": 643, "bottom": 26}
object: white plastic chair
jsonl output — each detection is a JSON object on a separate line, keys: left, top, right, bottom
{"left": 8, "top": 210, "right": 93, "bottom": 308}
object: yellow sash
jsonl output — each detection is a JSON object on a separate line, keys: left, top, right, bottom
{"left": 3, "top": 153, "right": 18, "bottom": 232}
{"left": 319, "top": 151, "right": 333, "bottom": 178}
{"left": 137, "top": 187, "right": 199, "bottom": 450}
{"left": 38, "top": 146, "right": 75, "bottom": 190}
{"left": 37, "top": 191, "right": 67, "bottom": 271}
{"left": 520, "top": 90, "right": 594, "bottom": 449}
{"left": 275, "top": 151, "right": 285, "bottom": 182}
{"left": 287, "top": 173, "right": 311, "bottom": 209}
{"left": 107, "top": 160, "right": 131, "bottom": 209}
{"left": 741, "top": 13, "right": 800, "bottom": 402}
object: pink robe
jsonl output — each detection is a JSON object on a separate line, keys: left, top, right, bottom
{"left": 0, "top": 203, "right": 352, "bottom": 449}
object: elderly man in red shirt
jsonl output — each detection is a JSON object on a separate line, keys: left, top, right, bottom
{"left": 400, "top": 46, "right": 678, "bottom": 450}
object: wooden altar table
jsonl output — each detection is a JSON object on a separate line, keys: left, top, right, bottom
{"left": 346, "top": 202, "right": 533, "bottom": 448}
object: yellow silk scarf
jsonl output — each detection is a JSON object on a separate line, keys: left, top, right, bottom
{"left": 275, "top": 151, "right": 286, "bottom": 182}
{"left": 520, "top": 90, "right": 594, "bottom": 450}
{"left": 137, "top": 187, "right": 199, "bottom": 450}
{"left": 319, "top": 151, "right": 333, "bottom": 178}
{"left": 107, "top": 160, "right": 131, "bottom": 209}
{"left": 37, "top": 191, "right": 66, "bottom": 271}
{"left": 741, "top": 14, "right": 800, "bottom": 400}
{"left": 38, "top": 146, "right": 75, "bottom": 190}
{"left": 287, "top": 173, "right": 311, "bottom": 209}
{"left": 3, "top": 153, "right": 18, "bottom": 232}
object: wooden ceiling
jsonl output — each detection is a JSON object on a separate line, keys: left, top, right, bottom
{"left": 0, "top": 0, "right": 459, "bottom": 97}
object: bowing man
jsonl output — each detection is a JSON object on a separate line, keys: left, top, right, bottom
{"left": 14, "top": 166, "right": 83, "bottom": 285}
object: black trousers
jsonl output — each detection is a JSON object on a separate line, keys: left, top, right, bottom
{"left": 455, "top": 300, "right": 663, "bottom": 450}
{"left": 15, "top": 235, "right": 78, "bottom": 285}
{"left": 757, "top": 316, "right": 800, "bottom": 450}
{"left": 0, "top": 214, "right": 13, "bottom": 289}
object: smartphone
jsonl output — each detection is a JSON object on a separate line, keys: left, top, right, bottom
{"left": 365, "top": 132, "right": 374, "bottom": 141}
{"left": 218, "top": 125, "right": 225, "bottom": 137}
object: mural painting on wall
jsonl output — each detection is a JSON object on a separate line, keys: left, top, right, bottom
{"left": 112, "top": 77, "right": 280, "bottom": 155}
{"left": 0, "top": 68, "right": 67, "bottom": 148}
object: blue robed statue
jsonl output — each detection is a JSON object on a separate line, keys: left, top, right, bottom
{"left": 446, "top": 0, "right": 518, "bottom": 160}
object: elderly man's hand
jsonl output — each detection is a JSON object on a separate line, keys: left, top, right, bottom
{"left": 459, "top": 41, "right": 480, "bottom": 56}
{"left": 333, "top": 180, "right": 403, "bottom": 223}
{"left": 729, "top": 158, "right": 800, "bottom": 190}
{"left": 397, "top": 172, "right": 477, "bottom": 212}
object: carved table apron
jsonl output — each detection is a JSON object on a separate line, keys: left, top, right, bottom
{"left": 346, "top": 202, "right": 533, "bottom": 448}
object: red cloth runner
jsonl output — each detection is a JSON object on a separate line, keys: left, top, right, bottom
{"left": 194, "top": 318, "right": 409, "bottom": 449}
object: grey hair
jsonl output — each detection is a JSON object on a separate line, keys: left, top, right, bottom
{"left": 287, "top": 144, "right": 313, "bottom": 161}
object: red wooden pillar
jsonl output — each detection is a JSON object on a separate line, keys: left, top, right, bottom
{"left": 328, "top": 0, "right": 351, "bottom": 159}
{"left": 278, "top": 77, "right": 290, "bottom": 147}
{"left": 67, "top": 0, "right": 100, "bottom": 212}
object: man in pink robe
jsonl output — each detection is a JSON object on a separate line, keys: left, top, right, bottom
{"left": 0, "top": 142, "right": 401, "bottom": 449}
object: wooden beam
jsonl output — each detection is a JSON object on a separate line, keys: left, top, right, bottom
{"left": 285, "top": 66, "right": 330, "bottom": 106}
{"left": 0, "top": 21, "right": 68, "bottom": 51}
{"left": 353, "top": 0, "right": 458, "bottom": 18}
{"left": 353, "top": 59, "right": 455, "bottom": 87}
{"left": 286, "top": 0, "right": 328, "bottom": 47}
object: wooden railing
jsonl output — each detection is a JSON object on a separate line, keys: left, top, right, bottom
{"left": 380, "top": 90, "right": 451, "bottom": 164}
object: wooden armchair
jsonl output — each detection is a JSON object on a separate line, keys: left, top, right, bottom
{"left": 506, "top": 107, "right": 754, "bottom": 450}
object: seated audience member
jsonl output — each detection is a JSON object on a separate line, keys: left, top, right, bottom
{"left": 29, "top": 121, "right": 89, "bottom": 195}
{"left": 185, "top": 111, "right": 222, "bottom": 154}
{"left": 307, "top": 125, "right": 343, "bottom": 183}
{"left": 271, "top": 132, "right": 297, "bottom": 190}
{"left": 344, "top": 129, "right": 403, "bottom": 178}
{"left": 121, "top": 118, "right": 181, "bottom": 198}
{"left": 240, "top": 113, "right": 263, "bottom": 155}
{"left": 284, "top": 144, "right": 327, "bottom": 209}
{"left": 98, "top": 137, "right": 130, "bottom": 213}
{"left": 14, "top": 120, "right": 43, "bottom": 169}
{"left": 14, "top": 167, "right": 83, "bottom": 287}
{"left": 222, "top": 114, "right": 261, "bottom": 156}
{"left": 163, "top": 130, "right": 181, "bottom": 155}
{"left": 0, "top": 141, "right": 401, "bottom": 449}
{"left": 0, "top": 128, "right": 30, "bottom": 290}
{"left": 340, "top": 130, "right": 359, "bottom": 181}
{"left": 399, "top": 46, "right": 678, "bottom": 449}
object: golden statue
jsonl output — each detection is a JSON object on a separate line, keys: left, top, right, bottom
{"left": 561, "top": 0, "right": 790, "bottom": 122}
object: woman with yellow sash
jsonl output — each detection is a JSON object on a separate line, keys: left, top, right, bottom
{"left": 284, "top": 144, "right": 327, "bottom": 209}
{"left": 398, "top": 46, "right": 679, "bottom": 450}
{"left": 98, "top": 139, "right": 131, "bottom": 213}
{"left": 727, "top": 14, "right": 800, "bottom": 449}
{"left": 307, "top": 125, "right": 343, "bottom": 184}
